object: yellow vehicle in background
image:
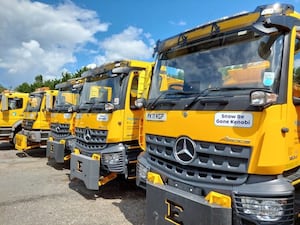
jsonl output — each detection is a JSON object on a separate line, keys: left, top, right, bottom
{"left": 136, "top": 4, "right": 300, "bottom": 225}
{"left": 0, "top": 91, "right": 29, "bottom": 145}
{"left": 46, "top": 78, "right": 84, "bottom": 163}
{"left": 15, "top": 87, "right": 58, "bottom": 151}
{"left": 70, "top": 60, "right": 153, "bottom": 190}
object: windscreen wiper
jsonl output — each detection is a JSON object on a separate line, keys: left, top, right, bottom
{"left": 184, "top": 87, "right": 225, "bottom": 109}
{"left": 79, "top": 101, "right": 94, "bottom": 112}
{"left": 184, "top": 86, "right": 270, "bottom": 109}
{"left": 91, "top": 101, "right": 107, "bottom": 110}
{"left": 148, "top": 91, "right": 196, "bottom": 110}
{"left": 184, "top": 86, "right": 256, "bottom": 109}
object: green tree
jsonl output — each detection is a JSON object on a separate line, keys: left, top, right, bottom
{"left": 73, "top": 67, "right": 89, "bottom": 78}
{"left": 14, "top": 66, "right": 90, "bottom": 93}
{"left": 61, "top": 71, "right": 72, "bottom": 83}
{"left": 15, "top": 82, "right": 32, "bottom": 93}
{"left": 0, "top": 84, "right": 6, "bottom": 93}
{"left": 294, "top": 67, "right": 300, "bottom": 84}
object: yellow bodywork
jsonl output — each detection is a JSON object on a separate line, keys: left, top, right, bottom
{"left": 15, "top": 133, "right": 40, "bottom": 151}
{"left": 15, "top": 133, "right": 27, "bottom": 150}
{"left": 72, "top": 60, "right": 153, "bottom": 187}
{"left": 76, "top": 60, "right": 153, "bottom": 143}
{"left": 143, "top": 104, "right": 300, "bottom": 175}
{"left": 46, "top": 78, "right": 84, "bottom": 162}
{"left": 147, "top": 171, "right": 164, "bottom": 185}
{"left": 15, "top": 89, "right": 58, "bottom": 151}
{"left": 0, "top": 91, "right": 29, "bottom": 143}
{"left": 139, "top": 4, "right": 300, "bottom": 225}
{"left": 143, "top": 5, "right": 300, "bottom": 176}
{"left": 205, "top": 191, "right": 231, "bottom": 208}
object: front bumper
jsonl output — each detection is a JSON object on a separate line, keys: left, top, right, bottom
{"left": 146, "top": 181, "right": 231, "bottom": 225}
{"left": 70, "top": 144, "right": 134, "bottom": 190}
{"left": 15, "top": 129, "right": 50, "bottom": 151}
{"left": 46, "top": 139, "right": 66, "bottom": 163}
{"left": 70, "top": 152, "right": 100, "bottom": 190}
{"left": 138, "top": 151, "right": 296, "bottom": 225}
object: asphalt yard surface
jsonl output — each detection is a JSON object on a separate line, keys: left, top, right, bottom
{"left": 0, "top": 142, "right": 146, "bottom": 225}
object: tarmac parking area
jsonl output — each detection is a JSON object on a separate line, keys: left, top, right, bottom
{"left": 0, "top": 142, "right": 145, "bottom": 225}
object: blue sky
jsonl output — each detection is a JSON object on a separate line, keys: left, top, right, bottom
{"left": 0, "top": 0, "right": 300, "bottom": 88}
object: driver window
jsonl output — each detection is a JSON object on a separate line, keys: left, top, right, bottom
{"left": 8, "top": 98, "right": 16, "bottom": 110}
{"left": 293, "top": 31, "right": 300, "bottom": 98}
{"left": 8, "top": 98, "right": 23, "bottom": 110}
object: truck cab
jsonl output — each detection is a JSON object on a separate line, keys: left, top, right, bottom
{"left": 0, "top": 91, "right": 29, "bottom": 145}
{"left": 15, "top": 87, "right": 58, "bottom": 151}
{"left": 46, "top": 78, "right": 84, "bottom": 163}
{"left": 70, "top": 60, "right": 153, "bottom": 190}
{"left": 136, "top": 4, "right": 300, "bottom": 225}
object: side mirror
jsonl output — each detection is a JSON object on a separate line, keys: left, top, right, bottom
{"left": 1, "top": 95, "right": 8, "bottom": 111}
{"left": 293, "top": 97, "right": 300, "bottom": 105}
{"left": 258, "top": 35, "right": 277, "bottom": 60}
{"left": 71, "top": 105, "right": 79, "bottom": 113}
{"left": 45, "top": 94, "right": 53, "bottom": 111}
{"left": 135, "top": 98, "right": 147, "bottom": 109}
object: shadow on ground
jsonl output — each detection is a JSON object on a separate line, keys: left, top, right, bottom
{"left": 15, "top": 148, "right": 46, "bottom": 158}
{"left": 68, "top": 176, "right": 146, "bottom": 225}
{"left": 0, "top": 142, "right": 14, "bottom": 151}
{"left": 46, "top": 159, "right": 70, "bottom": 170}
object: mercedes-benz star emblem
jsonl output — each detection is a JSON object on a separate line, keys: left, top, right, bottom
{"left": 83, "top": 129, "right": 92, "bottom": 142}
{"left": 55, "top": 126, "right": 60, "bottom": 132}
{"left": 173, "top": 136, "right": 196, "bottom": 165}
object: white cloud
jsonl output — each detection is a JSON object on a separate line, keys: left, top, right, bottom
{"left": 169, "top": 20, "right": 187, "bottom": 26}
{"left": 86, "top": 63, "right": 97, "bottom": 69}
{"left": 0, "top": 0, "right": 109, "bottom": 88}
{"left": 95, "top": 26, "right": 154, "bottom": 65}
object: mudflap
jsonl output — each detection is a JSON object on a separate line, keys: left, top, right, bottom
{"left": 70, "top": 153, "right": 100, "bottom": 190}
{"left": 146, "top": 182, "right": 232, "bottom": 225}
{"left": 46, "top": 140, "right": 65, "bottom": 163}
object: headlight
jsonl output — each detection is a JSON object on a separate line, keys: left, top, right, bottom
{"left": 240, "top": 196, "right": 284, "bottom": 221}
{"left": 30, "top": 133, "right": 37, "bottom": 140}
{"left": 66, "top": 138, "right": 76, "bottom": 150}
{"left": 102, "top": 153, "right": 120, "bottom": 164}
{"left": 250, "top": 91, "right": 277, "bottom": 106}
{"left": 137, "top": 162, "right": 148, "bottom": 181}
{"left": 105, "top": 103, "right": 115, "bottom": 111}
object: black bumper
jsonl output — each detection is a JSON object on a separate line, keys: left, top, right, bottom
{"left": 146, "top": 181, "right": 231, "bottom": 225}
{"left": 46, "top": 140, "right": 66, "bottom": 163}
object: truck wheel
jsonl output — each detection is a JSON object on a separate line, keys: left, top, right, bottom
{"left": 10, "top": 130, "right": 21, "bottom": 146}
{"left": 10, "top": 134, "right": 16, "bottom": 146}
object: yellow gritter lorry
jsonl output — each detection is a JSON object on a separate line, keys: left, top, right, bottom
{"left": 15, "top": 87, "right": 58, "bottom": 151}
{"left": 0, "top": 91, "right": 29, "bottom": 145}
{"left": 46, "top": 78, "right": 84, "bottom": 163}
{"left": 136, "top": 3, "right": 300, "bottom": 225}
{"left": 70, "top": 60, "right": 153, "bottom": 190}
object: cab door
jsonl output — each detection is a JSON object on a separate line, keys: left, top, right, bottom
{"left": 123, "top": 70, "right": 144, "bottom": 141}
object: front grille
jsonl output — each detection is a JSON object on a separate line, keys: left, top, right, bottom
{"left": 146, "top": 134, "right": 251, "bottom": 186}
{"left": 75, "top": 127, "right": 107, "bottom": 155}
{"left": 234, "top": 195, "right": 294, "bottom": 225}
{"left": 23, "top": 119, "right": 34, "bottom": 130}
{"left": 50, "top": 123, "right": 71, "bottom": 139}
